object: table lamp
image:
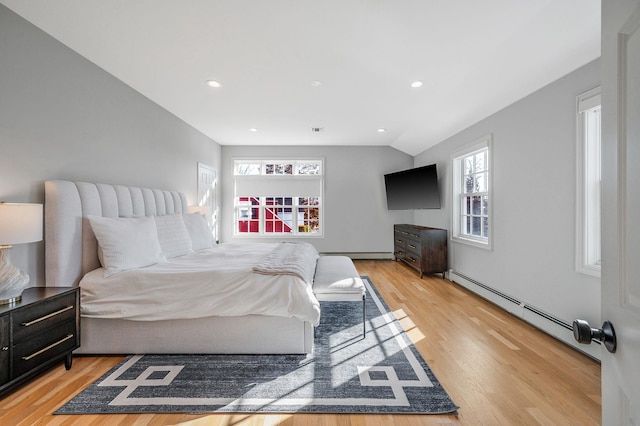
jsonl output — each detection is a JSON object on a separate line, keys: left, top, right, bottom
{"left": 0, "top": 202, "right": 43, "bottom": 305}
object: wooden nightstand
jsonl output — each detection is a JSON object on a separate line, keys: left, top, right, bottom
{"left": 0, "top": 287, "right": 80, "bottom": 397}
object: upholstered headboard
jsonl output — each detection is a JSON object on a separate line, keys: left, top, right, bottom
{"left": 44, "top": 180, "right": 188, "bottom": 287}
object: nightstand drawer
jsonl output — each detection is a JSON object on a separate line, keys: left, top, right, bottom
{"left": 0, "top": 315, "right": 8, "bottom": 386}
{"left": 12, "top": 293, "right": 77, "bottom": 342}
{"left": 12, "top": 320, "right": 77, "bottom": 378}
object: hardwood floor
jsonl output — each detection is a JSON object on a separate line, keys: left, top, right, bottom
{"left": 0, "top": 260, "right": 601, "bottom": 425}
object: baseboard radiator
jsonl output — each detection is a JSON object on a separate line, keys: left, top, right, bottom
{"left": 448, "top": 269, "right": 601, "bottom": 361}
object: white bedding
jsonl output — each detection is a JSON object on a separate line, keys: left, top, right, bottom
{"left": 253, "top": 242, "right": 318, "bottom": 283}
{"left": 79, "top": 243, "right": 321, "bottom": 326}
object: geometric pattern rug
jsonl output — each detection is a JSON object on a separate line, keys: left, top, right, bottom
{"left": 55, "top": 277, "right": 458, "bottom": 415}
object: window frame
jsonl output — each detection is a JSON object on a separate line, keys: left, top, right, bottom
{"left": 451, "top": 135, "right": 493, "bottom": 250}
{"left": 233, "top": 158, "right": 324, "bottom": 238}
{"left": 575, "top": 87, "right": 601, "bottom": 277}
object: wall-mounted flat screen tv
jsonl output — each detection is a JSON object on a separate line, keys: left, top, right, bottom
{"left": 384, "top": 164, "right": 441, "bottom": 210}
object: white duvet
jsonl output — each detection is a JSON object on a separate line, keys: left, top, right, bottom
{"left": 79, "top": 243, "right": 321, "bottom": 326}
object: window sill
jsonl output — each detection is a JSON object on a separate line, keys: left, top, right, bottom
{"left": 576, "top": 264, "right": 601, "bottom": 278}
{"left": 233, "top": 233, "right": 324, "bottom": 238}
{"left": 451, "top": 235, "right": 492, "bottom": 250}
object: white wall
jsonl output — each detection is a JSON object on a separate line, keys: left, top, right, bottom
{"left": 220, "top": 145, "right": 413, "bottom": 253}
{"left": 0, "top": 6, "right": 221, "bottom": 286}
{"left": 413, "top": 59, "right": 602, "bottom": 333}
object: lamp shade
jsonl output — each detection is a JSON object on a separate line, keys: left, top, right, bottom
{"left": 0, "top": 203, "right": 43, "bottom": 245}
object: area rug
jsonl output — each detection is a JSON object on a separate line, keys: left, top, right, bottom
{"left": 55, "top": 277, "right": 457, "bottom": 415}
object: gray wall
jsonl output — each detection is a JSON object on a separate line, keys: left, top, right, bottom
{"left": 0, "top": 3, "right": 601, "bottom": 343}
{"left": 0, "top": 6, "right": 221, "bottom": 286}
{"left": 413, "top": 59, "right": 601, "bottom": 329}
{"left": 220, "top": 145, "right": 413, "bottom": 253}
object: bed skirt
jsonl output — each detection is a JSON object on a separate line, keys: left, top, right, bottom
{"left": 77, "top": 315, "right": 314, "bottom": 354}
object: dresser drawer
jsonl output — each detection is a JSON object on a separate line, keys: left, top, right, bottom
{"left": 12, "top": 320, "right": 77, "bottom": 378}
{"left": 405, "top": 237, "right": 421, "bottom": 256}
{"left": 394, "top": 233, "right": 406, "bottom": 246}
{"left": 394, "top": 244, "right": 406, "bottom": 259}
{"left": 404, "top": 252, "right": 421, "bottom": 267}
{"left": 12, "top": 293, "right": 77, "bottom": 342}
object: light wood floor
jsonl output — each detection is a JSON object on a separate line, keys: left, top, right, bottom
{"left": 0, "top": 260, "right": 601, "bottom": 425}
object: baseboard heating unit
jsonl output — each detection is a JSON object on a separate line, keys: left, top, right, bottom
{"left": 448, "top": 269, "right": 601, "bottom": 361}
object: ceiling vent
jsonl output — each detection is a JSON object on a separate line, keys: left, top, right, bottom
{"left": 311, "top": 127, "right": 324, "bottom": 133}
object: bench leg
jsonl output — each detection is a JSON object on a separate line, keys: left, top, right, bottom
{"left": 362, "top": 294, "right": 366, "bottom": 338}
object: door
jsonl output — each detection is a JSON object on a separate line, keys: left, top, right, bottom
{"left": 601, "top": 0, "right": 640, "bottom": 423}
{"left": 197, "top": 163, "right": 218, "bottom": 243}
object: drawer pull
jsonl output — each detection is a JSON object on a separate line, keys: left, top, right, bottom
{"left": 408, "top": 244, "right": 417, "bottom": 249}
{"left": 21, "top": 305, "right": 74, "bottom": 327}
{"left": 22, "top": 334, "right": 74, "bottom": 361}
{"left": 408, "top": 257, "right": 417, "bottom": 263}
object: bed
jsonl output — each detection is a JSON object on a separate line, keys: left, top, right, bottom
{"left": 44, "top": 180, "right": 318, "bottom": 354}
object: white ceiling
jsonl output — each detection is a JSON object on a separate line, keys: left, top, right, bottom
{"left": 1, "top": 0, "right": 600, "bottom": 156}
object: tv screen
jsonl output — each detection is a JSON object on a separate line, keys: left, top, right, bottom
{"left": 384, "top": 164, "right": 441, "bottom": 210}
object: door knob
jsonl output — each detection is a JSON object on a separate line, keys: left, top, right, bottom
{"left": 572, "top": 319, "right": 617, "bottom": 353}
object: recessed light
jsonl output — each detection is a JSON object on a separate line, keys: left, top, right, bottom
{"left": 410, "top": 81, "right": 423, "bottom": 88}
{"left": 206, "top": 80, "right": 221, "bottom": 88}
{"left": 377, "top": 128, "right": 387, "bottom": 132}
{"left": 249, "top": 128, "right": 258, "bottom": 132}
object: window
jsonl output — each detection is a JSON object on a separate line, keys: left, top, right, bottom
{"left": 234, "top": 159, "right": 323, "bottom": 236}
{"left": 576, "top": 87, "right": 601, "bottom": 277}
{"left": 451, "top": 135, "right": 492, "bottom": 249}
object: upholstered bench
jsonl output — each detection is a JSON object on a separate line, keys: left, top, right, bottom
{"left": 313, "top": 256, "right": 367, "bottom": 337}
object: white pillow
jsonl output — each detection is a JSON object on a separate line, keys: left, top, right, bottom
{"left": 154, "top": 214, "right": 193, "bottom": 258}
{"left": 182, "top": 213, "right": 214, "bottom": 250}
{"left": 87, "top": 215, "right": 166, "bottom": 277}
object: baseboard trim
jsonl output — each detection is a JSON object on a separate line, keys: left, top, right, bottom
{"left": 320, "top": 252, "right": 394, "bottom": 260}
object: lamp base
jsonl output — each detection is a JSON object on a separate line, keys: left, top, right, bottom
{"left": 0, "top": 295, "right": 22, "bottom": 305}
{"left": 0, "top": 245, "right": 29, "bottom": 306}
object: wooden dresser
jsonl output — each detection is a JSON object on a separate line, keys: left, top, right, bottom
{"left": 393, "top": 224, "right": 448, "bottom": 278}
{"left": 0, "top": 287, "right": 80, "bottom": 396}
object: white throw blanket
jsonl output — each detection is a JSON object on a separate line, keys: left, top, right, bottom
{"left": 252, "top": 242, "right": 319, "bottom": 284}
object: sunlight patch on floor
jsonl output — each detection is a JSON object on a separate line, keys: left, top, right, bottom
{"left": 398, "top": 314, "right": 416, "bottom": 330}
{"left": 393, "top": 308, "right": 408, "bottom": 320}
{"left": 406, "top": 327, "right": 425, "bottom": 344}
{"left": 393, "top": 308, "right": 425, "bottom": 344}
